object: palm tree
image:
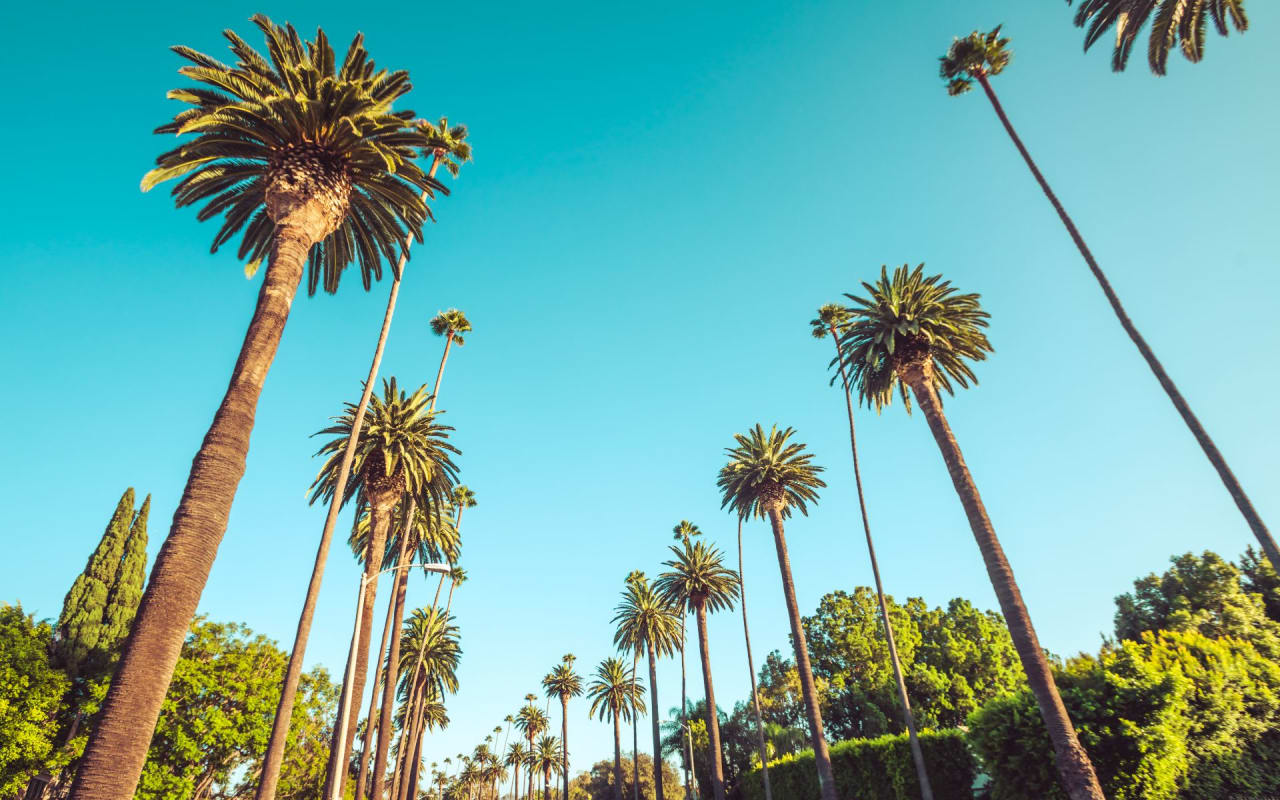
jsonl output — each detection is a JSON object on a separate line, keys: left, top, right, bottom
{"left": 671, "top": 522, "right": 700, "bottom": 800}
{"left": 310, "top": 380, "right": 460, "bottom": 793}
{"left": 811, "top": 304, "right": 933, "bottom": 800}
{"left": 586, "top": 658, "right": 645, "bottom": 800}
{"left": 516, "top": 700, "right": 549, "bottom": 799}
{"left": 542, "top": 655, "right": 583, "bottom": 800}
{"left": 731, "top": 518, "right": 773, "bottom": 800}
{"left": 654, "top": 540, "right": 740, "bottom": 800}
{"left": 393, "top": 609, "right": 460, "bottom": 800}
{"left": 838, "top": 264, "right": 1104, "bottom": 800}
{"left": 533, "top": 735, "right": 563, "bottom": 800}
{"left": 73, "top": 17, "right": 442, "bottom": 800}
{"left": 505, "top": 742, "right": 529, "bottom": 800}
{"left": 716, "top": 424, "right": 834, "bottom": 800}
{"left": 620, "top": 571, "right": 645, "bottom": 800}
{"left": 941, "top": 27, "right": 1276, "bottom": 573}
{"left": 260, "top": 115, "right": 470, "bottom": 800}
{"left": 430, "top": 309, "right": 472, "bottom": 406}
{"left": 613, "top": 573, "right": 681, "bottom": 800}
{"left": 1066, "top": 0, "right": 1249, "bottom": 74}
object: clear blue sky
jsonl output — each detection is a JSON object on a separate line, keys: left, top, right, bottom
{"left": 3, "top": 0, "right": 1277, "bottom": 778}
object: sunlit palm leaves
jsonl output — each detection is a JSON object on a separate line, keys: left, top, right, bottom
{"left": 419, "top": 117, "right": 473, "bottom": 178}
{"left": 654, "top": 541, "right": 740, "bottom": 616}
{"left": 716, "top": 425, "right": 826, "bottom": 521}
{"left": 586, "top": 657, "right": 646, "bottom": 724}
{"left": 431, "top": 308, "right": 473, "bottom": 345}
{"left": 1068, "top": 0, "right": 1248, "bottom": 74}
{"left": 613, "top": 576, "right": 683, "bottom": 659}
{"left": 397, "top": 609, "right": 461, "bottom": 703}
{"left": 938, "top": 26, "right": 1011, "bottom": 96}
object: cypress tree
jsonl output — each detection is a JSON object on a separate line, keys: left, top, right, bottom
{"left": 102, "top": 494, "right": 149, "bottom": 655}
{"left": 56, "top": 488, "right": 135, "bottom": 677}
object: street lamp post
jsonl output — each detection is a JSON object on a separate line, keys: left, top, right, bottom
{"left": 327, "top": 560, "right": 451, "bottom": 800}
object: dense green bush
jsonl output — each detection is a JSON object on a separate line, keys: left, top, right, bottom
{"left": 738, "top": 728, "right": 975, "bottom": 800}
{"left": 968, "top": 629, "right": 1280, "bottom": 800}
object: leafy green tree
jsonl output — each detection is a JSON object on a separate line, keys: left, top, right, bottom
{"left": 101, "top": 494, "right": 149, "bottom": 654}
{"left": 543, "top": 654, "right": 584, "bottom": 800}
{"left": 1240, "top": 545, "right": 1280, "bottom": 623}
{"left": 754, "top": 651, "right": 822, "bottom": 734}
{"left": 0, "top": 605, "right": 70, "bottom": 797}
{"left": 587, "top": 657, "right": 647, "bottom": 800}
{"left": 717, "top": 425, "right": 836, "bottom": 800}
{"left": 78, "top": 15, "right": 445, "bottom": 798}
{"left": 1067, "top": 0, "right": 1249, "bottom": 74}
{"left": 569, "top": 753, "right": 683, "bottom": 800}
{"left": 940, "top": 27, "right": 1277, "bottom": 574}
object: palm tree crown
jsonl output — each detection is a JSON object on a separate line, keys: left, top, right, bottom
{"left": 655, "top": 540, "right": 741, "bottom": 615}
{"left": 836, "top": 264, "right": 992, "bottom": 412}
{"left": 673, "top": 520, "right": 702, "bottom": 545}
{"left": 419, "top": 117, "right": 473, "bottom": 177}
{"left": 142, "top": 14, "right": 444, "bottom": 292}
{"left": 717, "top": 425, "right": 826, "bottom": 521}
{"left": 1068, "top": 0, "right": 1249, "bottom": 75}
{"left": 452, "top": 484, "right": 478, "bottom": 511}
{"left": 543, "top": 656, "right": 584, "bottom": 702}
{"left": 613, "top": 576, "right": 683, "bottom": 657}
{"left": 431, "top": 309, "right": 473, "bottom": 345}
{"left": 516, "top": 703, "right": 549, "bottom": 740}
{"left": 939, "top": 26, "right": 1011, "bottom": 96}
{"left": 810, "top": 303, "right": 852, "bottom": 339}
{"left": 397, "top": 609, "right": 462, "bottom": 701}
{"left": 586, "top": 658, "right": 646, "bottom": 723}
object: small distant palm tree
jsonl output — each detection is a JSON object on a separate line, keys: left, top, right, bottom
{"left": 655, "top": 540, "right": 740, "bottom": 800}
{"left": 542, "top": 655, "right": 583, "bottom": 800}
{"left": 505, "top": 741, "right": 529, "bottom": 800}
{"left": 812, "top": 304, "right": 933, "bottom": 800}
{"left": 1066, "top": 0, "right": 1249, "bottom": 75}
{"left": 716, "top": 424, "right": 835, "bottom": 800}
{"left": 429, "top": 309, "right": 472, "bottom": 407}
{"left": 392, "top": 609, "right": 459, "bottom": 800}
{"left": 516, "top": 701, "right": 549, "bottom": 798}
{"left": 533, "top": 735, "right": 563, "bottom": 800}
{"left": 671, "top": 521, "right": 700, "bottom": 800}
{"left": 586, "top": 657, "right": 646, "bottom": 800}
{"left": 940, "top": 27, "right": 1276, "bottom": 573}
{"left": 838, "top": 264, "right": 1103, "bottom": 800}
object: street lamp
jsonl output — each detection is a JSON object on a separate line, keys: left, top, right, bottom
{"left": 327, "top": 560, "right": 452, "bottom": 800}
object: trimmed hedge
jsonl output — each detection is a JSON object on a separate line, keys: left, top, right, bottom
{"left": 738, "top": 729, "right": 976, "bottom": 800}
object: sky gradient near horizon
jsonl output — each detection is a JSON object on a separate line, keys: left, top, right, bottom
{"left": 3, "top": 0, "right": 1278, "bottom": 781}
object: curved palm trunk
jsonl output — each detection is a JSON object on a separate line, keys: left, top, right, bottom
{"left": 829, "top": 328, "right": 933, "bottom": 800}
{"left": 612, "top": 713, "right": 624, "bottom": 800}
{"left": 692, "top": 599, "right": 726, "bottom": 800}
{"left": 765, "top": 507, "right": 837, "bottom": 800}
{"left": 357, "top": 539, "right": 405, "bottom": 800}
{"left": 646, "top": 641, "right": 665, "bottom": 800}
{"left": 630, "top": 654, "right": 640, "bottom": 800}
{"left": 71, "top": 224, "right": 314, "bottom": 800}
{"left": 736, "top": 520, "right": 772, "bottom": 800}
{"left": 903, "top": 367, "right": 1104, "bottom": 800}
{"left": 974, "top": 72, "right": 1277, "bottom": 571}
{"left": 678, "top": 617, "right": 694, "bottom": 800}
{"left": 374, "top": 500, "right": 418, "bottom": 798}
{"left": 560, "top": 694, "right": 571, "bottom": 800}
{"left": 430, "top": 331, "right": 456, "bottom": 409}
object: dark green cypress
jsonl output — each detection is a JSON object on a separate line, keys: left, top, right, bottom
{"left": 101, "top": 494, "right": 149, "bottom": 656}
{"left": 56, "top": 488, "right": 134, "bottom": 677}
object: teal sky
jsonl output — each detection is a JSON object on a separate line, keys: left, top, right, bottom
{"left": 3, "top": 0, "right": 1277, "bottom": 778}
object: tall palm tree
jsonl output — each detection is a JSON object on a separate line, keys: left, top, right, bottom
{"left": 671, "top": 522, "right": 699, "bottom": 800}
{"left": 516, "top": 700, "right": 549, "bottom": 799}
{"left": 393, "top": 609, "right": 460, "bottom": 800}
{"left": 811, "top": 304, "right": 933, "bottom": 800}
{"left": 654, "top": 540, "right": 740, "bottom": 800}
{"left": 586, "top": 658, "right": 645, "bottom": 800}
{"left": 838, "top": 264, "right": 1104, "bottom": 800}
{"left": 260, "top": 115, "right": 470, "bottom": 800}
{"left": 311, "top": 380, "right": 460, "bottom": 794}
{"left": 731, "top": 518, "right": 773, "bottom": 800}
{"left": 941, "top": 27, "right": 1276, "bottom": 573}
{"left": 620, "top": 571, "right": 646, "bottom": 800}
{"left": 533, "top": 735, "right": 563, "bottom": 800}
{"left": 716, "top": 424, "right": 834, "bottom": 800}
{"left": 613, "top": 574, "right": 681, "bottom": 800}
{"left": 542, "top": 655, "right": 583, "bottom": 800}
{"left": 1066, "top": 0, "right": 1249, "bottom": 74}
{"left": 430, "top": 309, "right": 472, "bottom": 405}
{"left": 505, "top": 742, "right": 529, "bottom": 800}
{"left": 73, "top": 17, "right": 441, "bottom": 800}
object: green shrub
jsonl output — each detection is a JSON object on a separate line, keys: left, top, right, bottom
{"left": 738, "top": 728, "right": 975, "bottom": 800}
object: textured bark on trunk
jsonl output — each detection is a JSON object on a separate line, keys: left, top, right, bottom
{"left": 512, "top": 762, "right": 521, "bottom": 800}
{"left": 356, "top": 553, "right": 401, "bottom": 800}
{"left": 373, "top": 500, "right": 417, "bottom": 798}
{"left": 693, "top": 600, "right": 726, "bottom": 800}
{"left": 70, "top": 225, "right": 313, "bottom": 800}
{"left": 974, "top": 72, "right": 1276, "bottom": 571}
{"left": 765, "top": 507, "right": 837, "bottom": 800}
{"left": 736, "top": 520, "right": 772, "bottom": 800}
{"left": 678, "top": 616, "right": 693, "bottom": 800}
{"left": 829, "top": 327, "right": 934, "bottom": 800}
{"left": 646, "top": 641, "right": 665, "bottom": 800}
{"left": 904, "top": 367, "right": 1105, "bottom": 800}
{"left": 612, "top": 713, "right": 624, "bottom": 800}
{"left": 561, "top": 694, "right": 571, "bottom": 800}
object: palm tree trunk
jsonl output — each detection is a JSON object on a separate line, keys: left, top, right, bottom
{"left": 692, "top": 600, "right": 726, "bottom": 800}
{"left": 71, "top": 223, "right": 314, "bottom": 800}
{"left": 829, "top": 328, "right": 933, "bottom": 800}
{"left": 560, "top": 695, "right": 571, "bottom": 800}
{"left": 513, "top": 762, "right": 521, "bottom": 800}
{"left": 902, "top": 367, "right": 1105, "bottom": 800}
{"left": 735, "top": 520, "right": 772, "bottom": 800}
{"left": 528, "top": 733, "right": 536, "bottom": 800}
{"left": 765, "top": 507, "right": 837, "bottom": 800}
{"left": 430, "top": 331, "right": 455, "bottom": 410}
{"left": 630, "top": 654, "right": 640, "bottom": 800}
{"left": 612, "top": 714, "right": 624, "bottom": 800}
{"left": 391, "top": 664, "right": 423, "bottom": 800}
{"left": 646, "top": 641, "right": 665, "bottom": 800}
{"left": 974, "top": 72, "right": 1277, "bottom": 571}
{"left": 374, "top": 500, "right": 418, "bottom": 798}
{"left": 357, "top": 539, "right": 404, "bottom": 800}
{"left": 678, "top": 617, "right": 693, "bottom": 800}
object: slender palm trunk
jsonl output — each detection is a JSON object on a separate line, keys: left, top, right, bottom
{"left": 357, "top": 531, "right": 406, "bottom": 800}
{"left": 903, "top": 365, "right": 1104, "bottom": 800}
{"left": 678, "top": 617, "right": 694, "bottom": 800}
{"left": 373, "top": 502, "right": 417, "bottom": 800}
{"left": 612, "top": 713, "right": 624, "bottom": 800}
{"left": 829, "top": 328, "right": 933, "bottom": 800}
{"left": 692, "top": 599, "right": 726, "bottom": 800}
{"left": 736, "top": 520, "right": 772, "bottom": 800}
{"left": 765, "top": 507, "right": 837, "bottom": 800}
{"left": 974, "top": 72, "right": 1276, "bottom": 570}
{"left": 512, "top": 761, "right": 522, "bottom": 800}
{"left": 544, "top": 770, "right": 551, "bottom": 800}
{"left": 560, "top": 695, "right": 571, "bottom": 800}
{"left": 646, "top": 641, "right": 665, "bottom": 800}
{"left": 630, "top": 654, "right": 640, "bottom": 800}
{"left": 528, "top": 732, "right": 536, "bottom": 800}
{"left": 71, "top": 224, "right": 314, "bottom": 800}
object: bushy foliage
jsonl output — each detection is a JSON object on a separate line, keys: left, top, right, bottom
{"left": 737, "top": 729, "right": 975, "bottom": 800}
{"left": 968, "top": 628, "right": 1280, "bottom": 800}
{"left": 0, "top": 604, "right": 71, "bottom": 797}
{"left": 568, "top": 753, "right": 682, "bottom": 800}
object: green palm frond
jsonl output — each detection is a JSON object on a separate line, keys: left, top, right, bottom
{"left": 612, "top": 574, "right": 683, "bottom": 658}
{"left": 716, "top": 424, "right": 826, "bottom": 521}
{"left": 143, "top": 14, "right": 448, "bottom": 294}
{"left": 585, "top": 657, "right": 646, "bottom": 724}
{"left": 431, "top": 308, "right": 473, "bottom": 346}
{"left": 348, "top": 496, "right": 460, "bottom": 566}
{"left": 939, "top": 25, "right": 1011, "bottom": 95}
{"left": 533, "top": 735, "right": 563, "bottom": 776}
{"left": 836, "top": 264, "right": 992, "bottom": 413}
{"left": 418, "top": 116, "right": 473, "bottom": 177}
{"left": 1068, "top": 0, "right": 1248, "bottom": 74}
{"left": 396, "top": 608, "right": 461, "bottom": 703}
{"left": 672, "top": 520, "right": 702, "bottom": 545}
{"left": 515, "top": 703, "right": 549, "bottom": 739}
{"left": 542, "top": 659, "right": 584, "bottom": 701}
{"left": 809, "top": 303, "right": 852, "bottom": 340}
{"left": 654, "top": 540, "right": 740, "bottom": 615}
